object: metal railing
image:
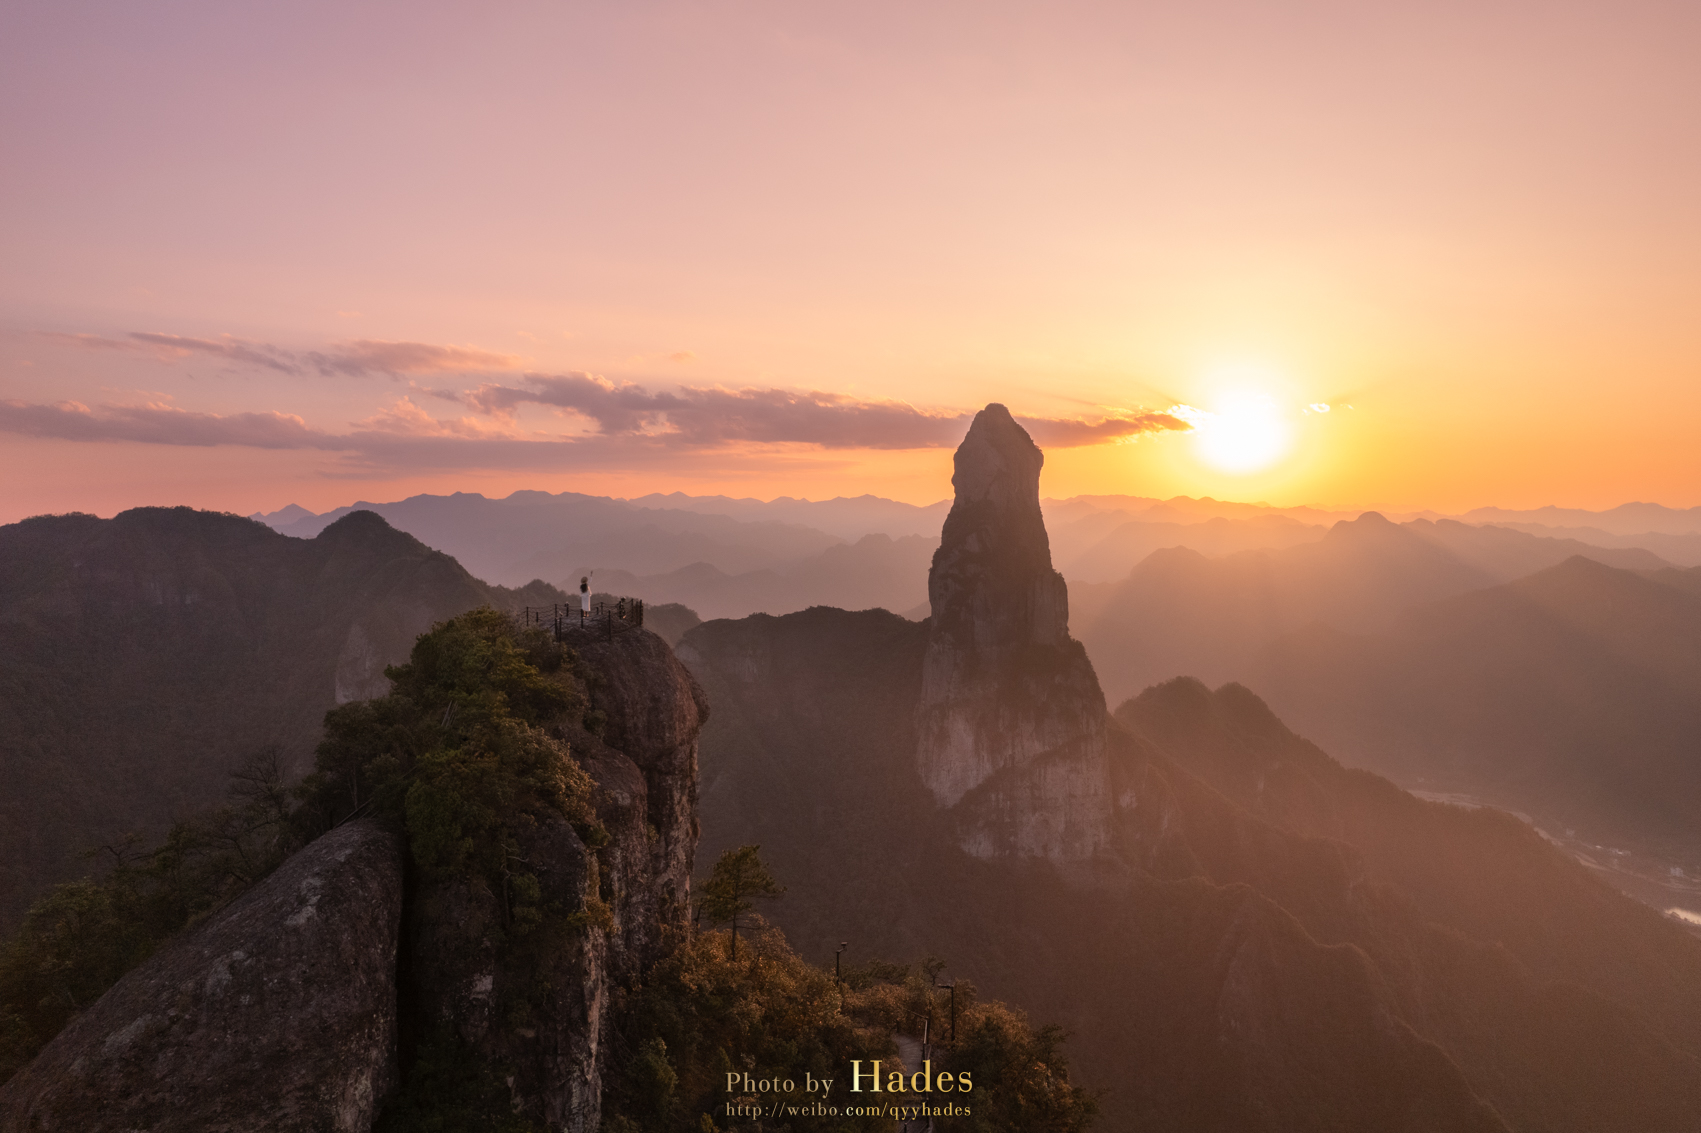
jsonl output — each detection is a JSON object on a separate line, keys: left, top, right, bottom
{"left": 519, "top": 598, "right": 645, "bottom": 642}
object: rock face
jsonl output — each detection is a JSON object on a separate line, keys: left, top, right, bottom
{"left": 916, "top": 404, "right": 1112, "bottom": 858}
{"left": 406, "top": 810, "right": 607, "bottom": 1131}
{"left": 405, "top": 624, "right": 707, "bottom": 1133}
{"left": 0, "top": 820, "right": 404, "bottom": 1133}
{"left": 573, "top": 624, "right": 707, "bottom": 981}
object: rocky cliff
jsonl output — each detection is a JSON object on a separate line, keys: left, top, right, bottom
{"left": 916, "top": 404, "right": 1112, "bottom": 858}
{"left": 0, "top": 820, "right": 405, "bottom": 1133}
{"left": 404, "top": 623, "right": 707, "bottom": 1132}
{"left": 0, "top": 616, "right": 707, "bottom": 1133}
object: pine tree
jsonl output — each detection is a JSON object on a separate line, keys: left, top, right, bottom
{"left": 696, "top": 845, "right": 783, "bottom": 960}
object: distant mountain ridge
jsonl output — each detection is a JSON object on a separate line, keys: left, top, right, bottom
{"left": 681, "top": 603, "right": 1701, "bottom": 1130}
{"left": 264, "top": 490, "right": 843, "bottom": 587}
{"left": 1075, "top": 511, "right": 1671, "bottom": 705}
{"left": 577, "top": 532, "right": 936, "bottom": 622}
{"left": 249, "top": 488, "right": 1699, "bottom": 605}
{"left": 1461, "top": 501, "right": 1701, "bottom": 536}
{"left": 621, "top": 491, "right": 951, "bottom": 540}
{"left": 1255, "top": 555, "right": 1701, "bottom": 853}
{"left": 0, "top": 506, "right": 564, "bottom": 930}
{"left": 678, "top": 413, "right": 1701, "bottom": 1128}
{"left": 8, "top": 472, "right": 1701, "bottom": 1124}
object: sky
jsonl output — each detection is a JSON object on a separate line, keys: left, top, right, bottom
{"left": 3, "top": 0, "right": 1699, "bottom": 522}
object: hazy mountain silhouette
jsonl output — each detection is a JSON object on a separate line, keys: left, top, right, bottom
{"left": 622, "top": 491, "right": 950, "bottom": 540}
{"left": 1652, "top": 563, "right": 1701, "bottom": 597}
{"left": 1254, "top": 555, "right": 1701, "bottom": 850}
{"left": 271, "top": 490, "right": 843, "bottom": 586}
{"left": 1461, "top": 502, "right": 1701, "bottom": 536}
{"left": 1435, "top": 504, "right": 1701, "bottom": 566}
{"left": 1480, "top": 521, "right": 1701, "bottom": 566}
{"left": 674, "top": 410, "right": 1701, "bottom": 1128}
{"left": 0, "top": 507, "right": 565, "bottom": 930}
{"left": 1077, "top": 511, "right": 1671, "bottom": 706}
{"left": 1058, "top": 513, "right": 1326, "bottom": 583}
{"left": 1041, "top": 495, "right": 1360, "bottom": 576}
{"left": 680, "top": 608, "right": 1701, "bottom": 1130}
{"left": 17, "top": 467, "right": 1701, "bottom": 1126}
{"left": 570, "top": 532, "right": 936, "bottom": 621}
{"left": 1404, "top": 516, "right": 1669, "bottom": 576}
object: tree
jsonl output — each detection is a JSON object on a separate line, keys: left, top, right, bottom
{"left": 696, "top": 845, "right": 784, "bottom": 960}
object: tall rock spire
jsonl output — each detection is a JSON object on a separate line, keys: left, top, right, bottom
{"left": 917, "top": 404, "right": 1111, "bottom": 859}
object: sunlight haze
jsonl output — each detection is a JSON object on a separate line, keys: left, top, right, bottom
{"left": 3, "top": 0, "right": 1698, "bottom": 519}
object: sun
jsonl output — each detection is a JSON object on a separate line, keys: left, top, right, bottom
{"left": 1182, "top": 388, "right": 1293, "bottom": 475}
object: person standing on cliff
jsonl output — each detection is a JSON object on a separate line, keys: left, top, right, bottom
{"left": 579, "top": 575, "right": 591, "bottom": 620}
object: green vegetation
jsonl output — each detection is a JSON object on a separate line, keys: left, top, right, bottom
{"left": 300, "top": 607, "right": 604, "bottom": 938}
{"left": 0, "top": 607, "right": 600, "bottom": 1084}
{"left": 696, "top": 844, "right": 784, "bottom": 960}
{"left": 603, "top": 908, "right": 1097, "bottom": 1133}
{"left": 2, "top": 607, "right": 1096, "bottom": 1133}
{"left": 0, "top": 746, "right": 298, "bottom": 1080}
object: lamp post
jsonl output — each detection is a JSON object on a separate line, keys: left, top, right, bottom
{"left": 933, "top": 976, "right": 956, "bottom": 1044}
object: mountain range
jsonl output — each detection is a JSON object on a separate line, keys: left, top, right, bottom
{"left": 7, "top": 420, "right": 1701, "bottom": 1126}
{"left": 1074, "top": 511, "right": 1670, "bottom": 703}
{"left": 251, "top": 489, "right": 1701, "bottom": 614}
{"left": 0, "top": 507, "right": 568, "bottom": 930}
{"left": 1253, "top": 555, "right": 1701, "bottom": 853}
{"left": 675, "top": 407, "right": 1701, "bottom": 1129}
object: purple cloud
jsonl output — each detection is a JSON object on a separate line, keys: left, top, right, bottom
{"left": 0, "top": 400, "right": 345, "bottom": 449}
{"left": 466, "top": 374, "right": 1187, "bottom": 450}
{"left": 42, "top": 331, "right": 300, "bottom": 374}
{"left": 43, "top": 330, "right": 521, "bottom": 379}
{"left": 307, "top": 340, "right": 525, "bottom": 376}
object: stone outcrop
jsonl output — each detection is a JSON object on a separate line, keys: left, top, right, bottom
{"left": 572, "top": 625, "right": 707, "bottom": 982}
{"left": 0, "top": 620, "right": 708, "bottom": 1133}
{"left": 0, "top": 820, "right": 404, "bottom": 1133}
{"left": 404, "top": 623, "right": 708, "bottom": 1133}
{"left": 406, "top": 809, "right": 607, "bottom": 1132}
{"left": 917, "top": 404, "right": 1112, "bottom": 858}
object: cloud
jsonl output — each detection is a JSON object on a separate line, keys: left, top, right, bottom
{"left": 42, "top": 329, "right": 523, "bottom": 378}
{"left": 34, "top": 325, "right": 1191, "bottom": 459}
{"left": 352, "top": 397, "right": 519, "bottom": 439}
{"left": 0, "top": 399, "right": 342, "bottom": 449}
{"left": 42, "top": 331, "right": 301, "bottom": 374}
{"left": 1019, "top": 411, "right": 1190, "bottom": 447}
{"left": 0, "top": 386, "right": 1189, "bottom": 476}
{"left": 465, "top": 375, "right": 960, "bottom": 448}
{"left": 307, "top": 340, "right": 525, "bottom": 376}
{"left": 128, "top": 333, "right": 301, "bottom": 374}
{"left": 37, "top": 325, "right": 1183, "bottom": 449}
{"left": 466, "top": 374, "right": 1189, "bottom": 450}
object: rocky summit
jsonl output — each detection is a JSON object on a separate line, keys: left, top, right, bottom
{"left": 916, "top": 404, "right": 1113, "bottom": 859}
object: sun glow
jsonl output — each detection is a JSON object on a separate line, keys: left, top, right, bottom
{"left": 1174, "top": 385, "right": 1294, "bottom": 474}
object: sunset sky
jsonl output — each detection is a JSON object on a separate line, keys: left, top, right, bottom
{"left": 3, "top": 0, "right": 1699, "bottom": 523}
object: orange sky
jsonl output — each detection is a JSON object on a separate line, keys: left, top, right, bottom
{"left": 3, "top": 0, "right": 1699, "bottom": 522}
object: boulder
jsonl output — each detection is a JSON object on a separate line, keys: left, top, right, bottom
{"left": 0, "top": 820, "right": 404, "bottom": 1133}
